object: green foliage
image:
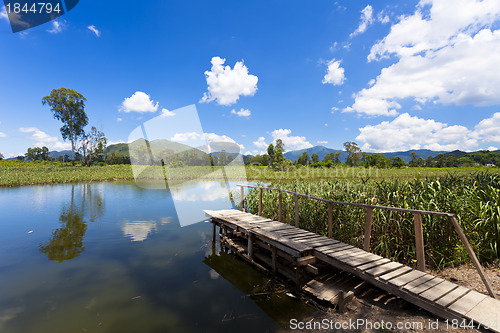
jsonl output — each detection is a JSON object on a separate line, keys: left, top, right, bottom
{"left": 323, "top": 152, "right": 341, "bottom": 164}
{"left": 80, "top": 126, "right": 107, "bottom": 166}
{"left": 25, "top": 146, "right": 50, "bottom": 161}
{"left": 344, "top": 141, "right": 362, "bottom": 166}
{"left": 241, "top": 173, "right": 500, "bottom": 268}
{"left": 42, "top": 88, "right": 88, "bottom": 165}
{"left": 296, "top": 152, "right": 311, "bottom": 166}
{"left": 388, "top": 157, "right": 406, "bottom": 168}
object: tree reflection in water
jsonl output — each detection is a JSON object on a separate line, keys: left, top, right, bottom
{"left": 39, "top": 184, "right": 104, "bottom": 262}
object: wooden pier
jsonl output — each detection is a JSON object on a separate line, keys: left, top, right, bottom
{"left": 204, "top": 186, "right": 500, "bottom": 332}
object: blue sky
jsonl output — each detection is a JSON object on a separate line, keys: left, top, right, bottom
{"left": 1, "top": 0, "right": 500, "bottom": 158}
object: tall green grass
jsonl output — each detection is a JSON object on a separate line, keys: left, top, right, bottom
{"left": 242, "top": 172, "right": 500, "bottom": 268}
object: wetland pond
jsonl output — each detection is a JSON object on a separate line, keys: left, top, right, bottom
{"left": 0, "top": 181, "right": 314, "bottom": 333}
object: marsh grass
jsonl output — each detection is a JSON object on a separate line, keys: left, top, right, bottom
{"left": 242, "top": 173, "right": 500, "bottom": 268}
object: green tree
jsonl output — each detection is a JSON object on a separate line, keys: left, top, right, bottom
{"left": 25, "top": 146, "right": 50, "bottom": 161}
{"left": 311, "top": 153, "right": 320, "bottom": 164}
{"left": 436, "top": 153, "right": 445, "bottom": 168}
{"left": 80, "top": 126, "right": 107, "bottom": 166}
{"left": 218, "top": 150, "right": 228, "bottom": 166}
{"left": 344, "top": 141, "right": 362, "bottom": 166}
{"left": 388, "top": 157, "right": 406, "bottom": 168}
{"left": 425, "top": 155, "right": 434, "bottom": 167}
{"left": 408, "top": 151, "right": 418, "bottom": 167}
{"left": 323, "top": 152, "right": 341, "bottom": 164}
{"left": 267, "top": 143, "right": 275, "bottom": 166}
{"left": 296, "top": 152, "right": 311, "bottom": 166}
{"left": 42, "top": 88, "right": 88, "bottom": 165}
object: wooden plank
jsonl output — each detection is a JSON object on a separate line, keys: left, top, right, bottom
{"left": 354, "top": 258, "right": 391, "bottom": 271}
{"left": 401, "top": 274, "right": 435, "bottom": 292}
{"left": 363, "top": 207, "right": 373, "bottom": 251}
{"left": 292, "top": 235, "right": 325, "bottom": 242}
{"left": 297, "top": 256, "right": 316, "bottom": 266}
{"left": 328, "top": 247, "right": 366, "bottom": 260}
{"left": 301, "top": 239, "right": 338, "bottom": 247}
{"left": 288, "top": 234, "right": 322, "bottom": 241}
{"left": 414, "top": 213, "right": 426, "bottom": 271}
{"left": 435, "top": 286, "right": 469, "bottom": 308}
{"left": 347, "top": 256, "right": 386, "bottom": 268}
{"left": 275, "top": 229, "right": 310, "bottom": 236}
{"left": 322, "top": 244, "right": 354, "bottom": 254}
{"left": 465, "top": 297, "right": 500, "bottom": 331}
{"left": 406, "top": 277, "right": 445, "bottom": 295}
{"left": 364, "top": 261, "right": 403, "bottom": 277}
{"left": 388, "top": 269, "right": 428, "bottom": 288}
{"left": 447, "top": 290, "right": 487, "bottom": 316}
{"left": 419, "top": 280, "right": 458, "bottom": 302}
{"left": 379, "top": 266, "right": 413, "bottom": 282}
{"left": 252, "top": 228, "right": 312, "bottom": 254}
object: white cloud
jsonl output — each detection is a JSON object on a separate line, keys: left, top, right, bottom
{"left": 377, "top": 11, "right": 390, "bottom": 24}
{"left": 347, "top": 0, "right": 500, "bottom": 117}
{"left": 475, "top": 112, "right": 500, "bottom": 143}
{"left": 271, "top": 129, "right": 313, "bottom": 151}
{"left": 0, "top": 7, "right": 7, "bottom": 22}
{"left": 87, "top": 25, "right": 101, "bottom": 37}
{"left": 170, "top": 132, "right": 244, "bottom": 150}
{"left": 1, "top": 6, "right": 29, "bottom": 28}
{"left": 322, "top": 59, "right": 345, "bottom": 86}
{"left": 356, "top": 113, "right": 480, "bottom": 152}
{"left": 116, "top": 117, "right": 123, "bottom": 122}
{"left": 160, "top": 108, "right": 176, "bottom": 117}
{"left": 19, "top": 127, "right": 71, "bottom": 151}
{"left": 47, "top": 20, "right": 64, "bottom": 34}
{"left": 331, "top": 107, "right": 339, "bottom": 113}
{"left": 230, "top": 108, "right": 251, "bottom": 118}
{"left": 200, "top": 56, "right": 258, "bottom": 106}
{"left": 120, "top": 91, "right": 159, "bottom": 113}
{"left": 350, "top": 5, "right": 374, "bottom": 37}
{"left": 317, "top": 141, "right": 328, "bottom": 144}
{"left": 253, "top": 137, "right": 267, "bottom": 150}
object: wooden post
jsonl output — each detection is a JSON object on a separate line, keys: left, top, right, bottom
{"left": 212, "top": 220, "right": 216, "bottom": 243}
{"left": 240, "top": 186, "right": 244, "bottom": 212}
{"left": 271, "top": 246, "right": 277, "bottom": 274}
{"left": 278, "top": 190, "right": 282, "bottom": 222}
{"left": 449, "top": 216, "right": 497, "bottom": 299}
{"left": 294, "top": 193, "right": 299, "bottom": 228}
{"left": 248, "top": 232, "right": 253, "bottom": 259}
{"left": 258, "top": 188, "right": 263, "bottom": 216}
{"left": 414, "top": 213, "right": 426, "bottom": 271}
{"left": 328, "top": 202, "right": 333, "bottom": 238}
{"left": 363, "top": 207, "right": 373, "bottom": 251}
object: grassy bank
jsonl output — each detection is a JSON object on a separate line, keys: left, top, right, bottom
{"left": 0, "top": 161, "right": 134, "bottom": 186}
{"left": 242, "top": 173, "right": 500, "bottom": 268}
{"left": 1, "top": 161, "right": 499, "bottom": 186}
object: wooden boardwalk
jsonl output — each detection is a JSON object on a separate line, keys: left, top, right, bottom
{"left": 205, "top": 208, "right": 500, "bottom": 333}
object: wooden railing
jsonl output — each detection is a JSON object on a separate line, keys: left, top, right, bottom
{"left": 238, "top": 184, "right": 497, "bottom": 299}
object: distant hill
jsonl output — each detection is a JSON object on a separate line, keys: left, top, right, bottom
{"left": 283, "top": 146, "right": 447, "bottom": 164}
{"left": 284, "top": 146, "right": 347, "bottom": 163}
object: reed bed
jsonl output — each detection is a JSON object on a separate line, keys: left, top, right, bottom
{"left": 241, "top": 173, "right": 500, "bottom": 268}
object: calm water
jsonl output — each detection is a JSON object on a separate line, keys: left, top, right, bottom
{"left": 0, "top": 181, "right": 313, "bottom": 333}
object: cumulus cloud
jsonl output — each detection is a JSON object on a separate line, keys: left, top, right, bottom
{"left": 322, "top": 59, "right": 345, "bottom": 86}
{"left": 350, "top": 5, "right": 374, "bottom": 37}
{"left": 355, "top": 113, "right": 481, "bottom": 152}
{"left": 120, "top": 91, "right": 159, "bottom": 113}
{"left": 0, "top": 132, "right": 6, "bottom": 138}
{"left": 200, "top": 57, "right": 258, "bottom": 106}
{"left": 87, "top": 25, "right": 101, "bottom": 37}
{"left": 170, "top": 132, "right": 244, "bottom": 150}
{"left": 271, "top": 129, "right": 313, "bottom": 151}
{"left": 253, "top": 137, "right": 267, "bottom": 150}
{"left": 346, "top": 0, "right": 500, "bottom": 116}
{"left": 317, "top": 141, "right": 328, "bottom": 144}
{"left": 231, "top": 108, "right": 251, "bottom": 118}
{"left": 160, "top": 108, "right": 176, "bottom": 117}
{"left": 475, "top": 112, "right": 500, "bottom": 143}
{"left": 19, "top": 127, "right": 71, "bottom": 150}
{"left": 47, "top": 20, "right": 64, "bottom": 34}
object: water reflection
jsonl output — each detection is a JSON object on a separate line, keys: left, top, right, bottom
{"left": 39, "top": 184, "right": 105, "bottom": 262}
{"left": 121, "top": 220, "right": 157, "bottom": 242}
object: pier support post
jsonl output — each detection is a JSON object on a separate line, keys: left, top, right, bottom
{"left": 271, "top": 246, "right": 277, "bottom": 274}
{"left": 258, "top": 188, "right": 263, "bottom": 216}
{"left": 363, "top": 207, "right": 373, "bottom": 251}
{"left": 248, "top": 232, "right": 253, "bottom": 259}
{"left": 240, "top": 186, "right": 245, "bottom": 212}
{"left": 328, "top": 202, "right": 333, "bottom": 238}
{"left": 278, "top": 190, "right": 282, "bottom": 222}
{"left": 414, "top": 213, "right": 426, "bottom": 271}
{"left": 295, "top": 194, "right": 299, "bottom": 228}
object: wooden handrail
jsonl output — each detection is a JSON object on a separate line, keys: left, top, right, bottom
{"left": 237, "top": 184, "right": 497, "bottom": 299}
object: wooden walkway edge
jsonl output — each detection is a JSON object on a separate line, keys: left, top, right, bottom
{"left": 205, "top": 209, "right": 500, "bottom": 333}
